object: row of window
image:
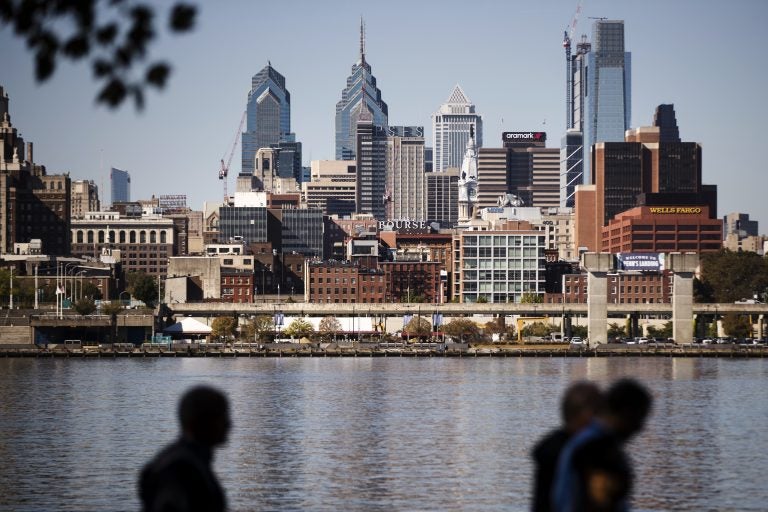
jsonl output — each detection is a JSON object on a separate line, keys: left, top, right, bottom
{"left": 74, "top": 230, "right": 169, "bottom": 244}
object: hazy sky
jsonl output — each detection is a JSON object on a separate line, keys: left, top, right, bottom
{"left": 1, "top": 0, "right": 767, "bottom": 229}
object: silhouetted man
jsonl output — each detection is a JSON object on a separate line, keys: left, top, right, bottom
{"left": 552, "top": 378, "right": 653, "bottom": 512}
{"left": 139, "top": 386, "right": 231, "bottom": 512}
{"left": 531, "top": 381, "right": 603, "bottom": 512}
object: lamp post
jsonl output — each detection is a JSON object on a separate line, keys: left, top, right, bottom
{"left": 76, "top": 271, "right": 86, "bottom": 302}
{"left": 119, "top": 290, "right": 130, "bottom": 307}
{"left": 9, "top": 266, "right": 13, "bottom": 310}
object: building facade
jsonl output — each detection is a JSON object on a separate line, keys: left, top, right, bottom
{"left": 71, "top": 211, "right": 174, "bottom": 276}
{"left": 453, "top": 222, "right": 547, "bottom": 303}
{"left": 386, "top": 126, "right": 426, "bottom": 221}
{"left": 303, "top": 160, "right": 357, "bottom": 217}
{"left": 335, "top": 20, "right": 388, "bottom": 161}
{"left": 71, "top": 180, "right": 100, "bottom": 219}
{"left": 305, "top": 261, "right": 386, "bottom": 304}
{"left": 432, "top": 85, "right": 482, "bottom": 173}
{"left": 583, "top": 19, "right": 631, "bottom": 180}
{"left": 241, "top": 63, "right": 292, "bottom": 176}
{"left": 355, "top": 105, "right": 387, "bottom": 219}
{"left": 110, "top": 168, "right": 130, "bottom": 204}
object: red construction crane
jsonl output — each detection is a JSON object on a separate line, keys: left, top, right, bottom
{"left": 219, "top": 110, "right": 247, "bottom": 202}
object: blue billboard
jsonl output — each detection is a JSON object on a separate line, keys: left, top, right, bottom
{"left": 616, "top": 253, "right": 665, "bottom": 272}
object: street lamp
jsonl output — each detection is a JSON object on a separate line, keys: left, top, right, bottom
{"left": 119, "top": 290, "right": 130, "bottom": 306}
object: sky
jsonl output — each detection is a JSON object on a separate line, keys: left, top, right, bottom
{"left": 1, "top": 0, "right": 767, "bottom": 229}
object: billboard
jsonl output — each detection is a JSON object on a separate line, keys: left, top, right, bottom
{"left": 616, "top": 253, "right": 665, "bottom": 272}
{"left": 502, "top": 131, "right": 546, "bottom": 143}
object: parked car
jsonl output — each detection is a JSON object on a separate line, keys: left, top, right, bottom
{"left": 569, "top": 337, "right": 584, "bottom": 345}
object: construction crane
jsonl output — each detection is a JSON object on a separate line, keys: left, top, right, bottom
{"left": 219, "top": 110, "right": 247, "bottom": 203}
{"left": 563, "top": 0, "right": 583, "bottom": 128}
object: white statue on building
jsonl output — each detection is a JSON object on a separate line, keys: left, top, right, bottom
{"left": 457, "top": 126, "right": 478, "bottom": 223}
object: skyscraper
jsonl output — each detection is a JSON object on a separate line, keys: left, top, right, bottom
{"left": 561, "top": 34, "right": 591, "bottom": 207}
{"left": 582, "top": 20, "right": 631, "bottom": 181}
{"left": 241, "top": 63, "right": 292, "bottom": 176}
{"left": 110, "top": 167, "right": 130, "bottom": 203}
{"left": 355, "top": 103, "right": 387, "bottom": 219}
{"left": 386, "top": 126, "right": 426, "bottom": 220}
{"left": 335, "top": 19, "right": 388, "bottom": 161}
{"left": 432, "top": 85, "right": 482, "bottom": 173}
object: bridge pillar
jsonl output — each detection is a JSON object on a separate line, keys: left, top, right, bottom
{"left": 758, "top": 314, "right": 765, "bottom": 340}
{"left": 582, "top": 253, "right": 614, "bottom": 345}
{"left": 668, "top": 253, "right": 699, "bottom": 344}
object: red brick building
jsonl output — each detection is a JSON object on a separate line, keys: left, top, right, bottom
{"left": 546, "top": 272, "right": 672, "bottom": 305}
{"left": 305, "top": 262, "right": 386, "bottom": 304}
{"left": 220, "top": 269, "right": 254, "bottom": 303}
{"left": 601, "top": 206, "right": 722, "bottom": 254}
{"left": 380, "top": 261, "right": 443, "bottom": 303}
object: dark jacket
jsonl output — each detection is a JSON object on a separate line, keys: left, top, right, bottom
{"left": 139, "top": 438, "right": 226, "bottom": 512}
{"left": 532, "top": 428, "right": 570, "bottom": 512}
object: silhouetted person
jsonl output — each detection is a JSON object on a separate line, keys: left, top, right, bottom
{"left": 139, "top": 386, "right": 231, "bottom": 512}
{"left": 531, "top": 381, "right": 603, "bottom": 512}
{"left": 552, "top": 378, "right": 653, "bottom": 512}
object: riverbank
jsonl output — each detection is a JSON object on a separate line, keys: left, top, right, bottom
{"left": 2, "top": 343, "right": 767, "bottom": 358}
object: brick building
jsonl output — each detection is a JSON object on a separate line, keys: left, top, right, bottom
{"left": 305, "top": 261, "right": 386, "bottom": 304}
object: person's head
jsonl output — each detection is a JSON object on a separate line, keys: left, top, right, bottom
{"left": 603, "top": 378, "right": 652, "bottom": 441}
{"left": 178, "top": 386, "right": 231, "bottom": 447}
{"left": 561, "top": 381, "right": 603, "bottom": 434}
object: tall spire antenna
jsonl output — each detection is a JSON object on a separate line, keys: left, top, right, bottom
{"left": 359, "top": 16, "right": 365, "bottom": 64}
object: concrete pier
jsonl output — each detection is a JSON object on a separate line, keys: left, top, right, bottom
{"left": 669, "top": 253, "right": 699, "bottom": 344}
{"left": 583, "top": 253, "right": 614, "bottom": 345}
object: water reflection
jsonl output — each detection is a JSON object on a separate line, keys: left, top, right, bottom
{"left": 0, "top": 358, "right": 766, "bottom": 511}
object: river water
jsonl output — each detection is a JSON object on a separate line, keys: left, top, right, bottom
{"left": 0, "top": 357, "right": 766, "bottom": 511}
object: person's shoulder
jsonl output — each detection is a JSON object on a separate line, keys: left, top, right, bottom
{"left": 532, "top": 428, "right": 569, "bottom": 461}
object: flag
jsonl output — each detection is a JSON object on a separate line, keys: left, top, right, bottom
{"left": 56, "top": 286, "right": 64, "bottom": 295}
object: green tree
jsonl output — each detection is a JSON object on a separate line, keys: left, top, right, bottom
{"left": 127, "top": 271, "right": 157, "bottom": 307}
{"left": 608, "top": 322, "right": 626, "bottom": 339}
{"left": 698, "top": 250, "right": 768, "bottom": 303}
{"left": 476, "top": 296, "right": 488, "bottom": 303}
{"left": 443, "top": 318, "right": 482, "bottom": 343}
{"left": 211, "top": 317, "right": 237, "bottom": 340}
{"left": 570, "top": 325, "right": 588, "bottom": 338}
{"left": 73, "top": 298, "right": 97, "bottom": 315}
{"left": 722, "top": 314, "right": 752, "bottom": 338}
{"left": 318, "top": 316, "right": 342, "bottom": 341}
{"left": 520, "top": 292, "right": 543, "bottom": 304}
{"left": 647, "top": 321, "right": 673, "bottom": 339}
{"left": 404, "top": 316, "right": 431, "bottom": 338}
{"left": 243, "top": 315, "right": 273, "bottom": 342}
{"left": 101, "top": 301, "right": 124, "bottom": 316}
{"left": 283, "top": 318, "right": 314, "bottom": 339}
{"left": 81, "top": 281, "right": 103, "bottom": 301}
{"left": 0, "top": 0, "right": 197, "bottom": 110}
{"left": 521, "top": 321, "right": 557, "bottom": 338}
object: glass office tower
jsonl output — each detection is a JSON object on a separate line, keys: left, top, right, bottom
{"left": 583, "top": 20, "right": 631, "bottom": 183}
{"left": 242, "top": 64, "right": 291, "bottom": 176}
{"left": 110, "top": 167, "right": 130, "bottom": 204}
{"left": 432, "top": 85, "right": 483, "bottom": 173}
{"left": 335, "top": 21, "right": 388, "bottom": 161}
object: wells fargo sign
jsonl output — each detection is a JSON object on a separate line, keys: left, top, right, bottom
{"left": 649, "top": 207, "right": 702, "bottom": 214}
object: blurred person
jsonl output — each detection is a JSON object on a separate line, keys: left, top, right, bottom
{"left": 139, "top": 386, "right": 231, "bottom": 512}
{"left": 552, "top": 378, "right": 653, "bottom": 512}
{"left": 532, "top": 381, "right": 603, "bottom": 512}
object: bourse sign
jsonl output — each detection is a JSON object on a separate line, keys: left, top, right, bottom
{"left": 615, "top": 253, "right": 665, "bottom": 272}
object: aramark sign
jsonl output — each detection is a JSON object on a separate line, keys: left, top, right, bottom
{"left": 616, "top": 253, "right": 665, "bottom": 272}
{"left": 502, "top": 131, "right": 546, "bottom": 143}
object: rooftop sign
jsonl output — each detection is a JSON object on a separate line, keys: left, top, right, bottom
{"left": 502, "top": 132, "right": 546, "bottom": 143}
{"left": 616, "top": 253, "right": 665, "bottom": 272}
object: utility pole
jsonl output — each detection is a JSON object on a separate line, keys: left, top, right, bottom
{"left": 34, "top": 264, "right": 38, "bottom": 310}
{"left": 9, "top": 266, "right": 13, "bottom": 309}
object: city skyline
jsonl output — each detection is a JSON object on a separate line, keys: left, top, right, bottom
{"left": 0, "top": 0, "right": 766, "bottom": 227}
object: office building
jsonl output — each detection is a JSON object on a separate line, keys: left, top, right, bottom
{"left": 71, "top": 180, "right": 100, "bottom": 219}
{"left": 386, "top": 126, "right": 426, "bottom": 220}
{"left": 219, "top": 206, "right": 268, "bottom": 245}
{"left": 654, "top": 104, "right": 680, "bottom": 143}
{"left": 1, "top": 86, "right": 71, "bottom": 255}
{"left": 477, "top": 148, "right": 508, "bottom": 209}
{"left": 110, "top": 167, "right": 130, "bottom": 204}
{"left": 560, "top": 129, "right": 583, "bottom": 207}
{"left": 531, "top": 148, "right": 561, "bottom": 208}
{"left": 432, "top": 85, "right": 482, "bottom": 173}
{"left": 335, "top": 20, "right": 388, "bottom": 161}
{"left": 241, "top": 63, "right": 292, "bottom": 176}
{"left": 355, "top": 103, "right": 387, "bottom": 219}
{"left": 561, "top": 33, "right": 591, "bottom": 206}
{"left": 602, "top": 206, "right": 722, "bottom": 253}
{"left": 273, "top": 208, "right": 323, "bottom": 257}
{"left": 71, "top": 211, "right": 173, "bottom": 276}
{"left": 453, "top": 221, "right": 547, "bottom": 303}
{"left": 426, "top": 169, "right": 459, "bottom": 227}
{"left": 303, "top": 160, "right": 357, "bottom": 216}
{"left": 583, "top": 20, "right": 631, "bottom": 180}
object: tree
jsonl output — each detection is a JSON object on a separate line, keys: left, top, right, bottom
{"left": 73, "top": 298, "right": 97, "bottom": 315}
{"left": 443, "top": 318, "right": 482, "bottom": 343}
{"left": 698, "top": 250, "right": 768, "bottom": 303}
{"left": 81, "top": 281, "right": 102, "bottom": 301}
{"left": 722, "top": 314, "right": 752, "bottom": 338}
{"left": 127, "top": 271, "right": 157, "bottom": 307}
{"left": 476, "top": 296, "right": 488, "bottom": 303}
{"left": 318, "top": 316, "right": 342, "bottom": 341}
{"left": 520, "top": 292, "right": 543, "bottom": 304}
{"left": 0, "top": 0, "right": 197, "bottom": 109}
{"left": 404, "top": 316, "right": 431, "bottom": 338}
{"left": 242, "top": 315, "right": 273, "bottom": 342}
{"left": 283, "top": 318, "right": 314, "bottom": 339}
{"left": 522, "top": 322, "right": 558, "bottom": 338}
{"left": 608, "top": 322, "right": 626, "bottom": 339}
{"left": 647, "top": 321, "right": 673, "bottom": 339}
{"left": 211, "top": 317, "right": 237, "bottom": 340}
{"left": 101, "top": 301, "right": 124, "bottom": 316}
{"left": 570, "top": 325, "right": 588, "bottom": 338}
